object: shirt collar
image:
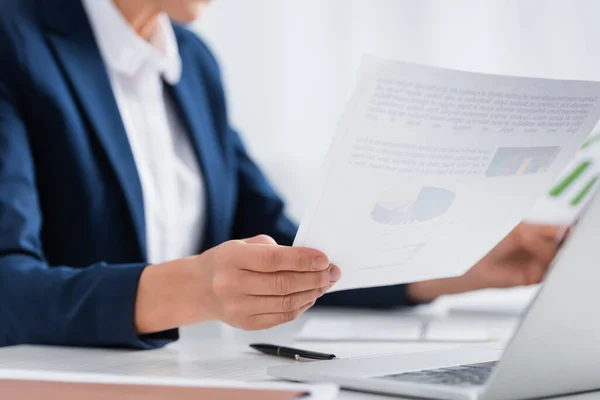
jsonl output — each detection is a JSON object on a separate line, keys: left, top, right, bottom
{"left": 81, "top": 0, "right": 182, "bottom": 84}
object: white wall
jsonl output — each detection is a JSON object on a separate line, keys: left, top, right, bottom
{"left": 193, "top": 0, "right": 600, "bottom": 222}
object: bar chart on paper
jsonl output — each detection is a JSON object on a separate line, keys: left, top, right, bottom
{"left": 526, "top": 146, "right": 600, "bottom": 225}
{"left": 486, "top": 146, "right": 561, "bottom": 177}
{"left": 549, "top": 160, "right": 598, "bottom": 206}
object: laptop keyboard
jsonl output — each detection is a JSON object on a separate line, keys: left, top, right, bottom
{"left": 378, "top": 361, "right": 497, "bottom": 387}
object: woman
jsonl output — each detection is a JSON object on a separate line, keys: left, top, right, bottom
{"left": 0, "top": 0, "right": 561, "bottom": 348}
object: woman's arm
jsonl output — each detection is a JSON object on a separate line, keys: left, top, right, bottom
{"left": 0, "top": 108, "right": 338, "bottom": 347}
{"left": 0, "top": 77, "right": 169, "bottom": 348}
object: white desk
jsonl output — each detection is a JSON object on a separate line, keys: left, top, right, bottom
{"left": 1, "top": 306, "right": 599, "bottom": 399}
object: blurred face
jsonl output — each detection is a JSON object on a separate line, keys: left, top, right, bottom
{"left": 155, "top": 0, "right": 211, "bottom": 23}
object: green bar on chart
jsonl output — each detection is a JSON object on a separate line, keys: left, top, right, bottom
{"left": 582, "top": 135, "right": 600, "bottom": 149}
{"left": 549, "top": 161, "right": 592, "bottom": 197}
{"left": 571, "top": 177, "right": 598, "bottom": 206}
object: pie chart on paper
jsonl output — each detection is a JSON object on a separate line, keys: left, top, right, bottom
{"left": 370, "top": 186, "right": 456, "bottom": 225}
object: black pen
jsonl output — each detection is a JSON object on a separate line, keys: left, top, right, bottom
{"left": 250, "top": 343, "right": 337, "bottom": 361}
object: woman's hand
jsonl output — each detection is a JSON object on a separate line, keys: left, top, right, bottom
{"left": 199, "top": 235, "right": 341, "bottom": 330}
{"left": 406, "top": 223, "right": 564, "bottom": 303}
{"left": 135, "top": 235, "right": 340, "bottom": 334}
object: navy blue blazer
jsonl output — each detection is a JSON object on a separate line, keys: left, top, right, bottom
{"left": 0, "top": 0, "right": 412, "bottom": 349}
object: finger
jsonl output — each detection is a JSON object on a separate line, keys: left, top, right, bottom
{"left": 519, "top": 223, "right": 564, "bottom": 241}
{"left": 518, "top": 229, "right": 560, "bottom": 266}
{"left": 524, "top": 262, "right": 547, "bottom": 285}
{"left": 248, "top": 287, "right": 328, "bottom": 314}
{"left": 502, "top": 269, "right": 530, "bottom": 288}
{"left": 245, "top": 301, "right": 315, "bottom": 330}
{"left": 532, "top": 242, "right": 558, "bottom": 267}
{"left": 497, "top": 260, "right": 547, "bottom": 288}
{"left": 240, "top": 244, "right": 330, "bottom": 272}
{"left": 239, "top": 265, "right": 341, "bottom": 295}
{"left": 241, "top": 235, "right": 278, "bottom": 245}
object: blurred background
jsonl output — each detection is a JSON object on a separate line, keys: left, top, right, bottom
{"left": 194, "top": 0, "right": 600, "bottom": 222}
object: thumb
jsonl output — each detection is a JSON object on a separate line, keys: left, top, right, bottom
{"left": 241, "top": 234, "right": 278, "bottom": 245}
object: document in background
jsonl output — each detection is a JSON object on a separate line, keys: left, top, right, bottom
{"left": 295, "top": 315, "right": 517, "bottom": 343}
{"left": 442, "top": 286, "right": 539, "bottom": 317}
{"left": 295, "top": 315, "right": 422, "bottom": 341}
{"left": 0, "top": 345, "right": 282, "bottom": 381}
{"left": 425, "top": 319, "right": 496, "bottom": 342}
{"left": 295, "top": 55, "right": 600, "bottom": 292}
{"left": 0, "top": 370, "right": 338, "bottom": 400}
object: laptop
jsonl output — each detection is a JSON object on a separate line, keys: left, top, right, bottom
{"left": 268, "top": 192, "right": 600, "bottom": 400}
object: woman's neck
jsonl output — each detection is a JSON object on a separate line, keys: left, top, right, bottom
{"left": 112, "top": 0, "right": 161, "bottom": 40}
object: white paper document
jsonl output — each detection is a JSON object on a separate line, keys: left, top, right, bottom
{"left": 295, "top": 55, "right": 600, "bottom": 291}
{"left": 0, "top": 345, "right": 280, "bottom": 381}
{"left": 425, "top": 319, "right": 492, "bottom": 342}
{"left": 295, "top": 315, "right": 517, "bottom": 343}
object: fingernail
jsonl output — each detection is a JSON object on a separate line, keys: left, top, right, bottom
{"left": 329, "top": 266, "right": 341, "bottom": 282}
{"left": 312, "top": 256, "right": 329, "bottom": 270}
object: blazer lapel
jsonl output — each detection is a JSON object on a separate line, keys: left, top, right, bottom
{"left": 42, "top": 0, "right": 147, "bottom": 260}
{"left": 166, "top": 44, "right": 228, "bottom": 249}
